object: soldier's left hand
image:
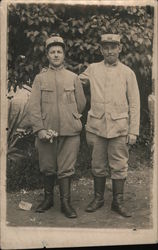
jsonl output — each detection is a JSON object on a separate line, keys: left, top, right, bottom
{"left": 127, "top": 134, "right": 137, "bottom": 145}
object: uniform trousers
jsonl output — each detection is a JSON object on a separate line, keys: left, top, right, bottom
{"left": 86, "top": 132, "right": 129, "bottom": 179}
{"left": 36, "top": 135, "right": 80, "bottom": 179}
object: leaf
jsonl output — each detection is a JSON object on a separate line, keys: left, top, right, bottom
{"left": 134, "top": 42, "right": 139, "bottom": 47}
{"left": 30, "top": 36, "right": 35, "bottom": 42}
{"left": 101, "top": 26, "right": 107, "bottom": 32}
{"left": 72, "top": 20, "right": 78, "bottom": 27}
{"left": 137, "top": 38, "right": 143, "bottom": 44}
{"left": 35, "top": 19, "right": 39, "bottom": 26}
{"left": 79, "top": 28, "right": 83, "bottom": 34}
{"left": 67, "top": 40, "right": 73, "bottom": 47}
{"left": 28, "top": 19, "right": 34, "bottom": 26}
{"left": 39, "top": 45, "right": 44, "bottom": 52}
{"left": 85, "top": 23, "right": 90, "bottom": 30}
{"left": 42, "top": 30, "right": 48, "bottom": 36}
{"left": 147, "top": 54, "right": 152, "bottom": 62}
{"left": 8, "top": 152, "right": 25, "bottom": 162}
{"left": 135, "top": 52, "right": 140, "bottom": 61}
{"left": 21, "top": 16, "right": 26, "bottom": 22}
{"left": 86, "top": 44, "right": 91, "bottom": 50}
{"left": 45, "top": 17, "right": 49, "bottom": 23}
{"left": 38, "top": 16, "right": 43, "bottom": 22}
{"left": 50, "top": 17, "right": 55, "bottom": 23}
{"left": 34, "top": 31, "right": 39, "bottom": 37}
{"left": 48, "top": 8, "right": 54, "bottom": 15}
{"left": 132, "top": 34, "right": 138, "bottom": 41}
{"left": 91, "top": 25, "right": 97, "bottom": 28}
{"left": 63, "top": 26, "right": 69, "bottom": 32}
{"left": 144, "top": 38, "right": 151, "bottom": 47}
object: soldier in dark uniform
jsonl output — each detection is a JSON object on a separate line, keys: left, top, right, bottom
{"left": 28, "top": 34, "right": 86, "bottom": 218}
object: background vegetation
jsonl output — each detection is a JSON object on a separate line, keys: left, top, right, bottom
{"left": 7, "top": 4, "right": 154, "bottom": 191}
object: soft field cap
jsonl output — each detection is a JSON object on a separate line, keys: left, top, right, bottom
{"left": 101, "top": 34, "right": 121, "bottom": 43}
{"left": 46, "top": 36, "right": 65, "bottom": 49}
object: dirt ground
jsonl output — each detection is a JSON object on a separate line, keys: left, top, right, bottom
{"left": 7, "top": 166, "right": 153, "bottom": 229}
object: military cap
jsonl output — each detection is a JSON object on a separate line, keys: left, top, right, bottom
{"left": 101, "top": 34, "right": 121, "bottom": 44}
{"left": 46, "top": 35, "right": 65, "bottom": 49}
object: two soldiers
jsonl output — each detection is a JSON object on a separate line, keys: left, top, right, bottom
{"left": 28, "top": 33, "right": 140, "bottom": 219}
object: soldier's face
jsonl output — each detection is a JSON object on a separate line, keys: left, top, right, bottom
{"left": 101, "top": 43, "right": 121, "bottom": 64}
{"left": 47, "top": 45, "right": 65, "bottom": 67}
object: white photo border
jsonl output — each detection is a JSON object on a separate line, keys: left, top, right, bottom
{"left": 0, "top": 0, "right": 158, "bottom": 248}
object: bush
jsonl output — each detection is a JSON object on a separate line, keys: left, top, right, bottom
{"left": 7, "top": 129, "right": 43, "bottom": 191}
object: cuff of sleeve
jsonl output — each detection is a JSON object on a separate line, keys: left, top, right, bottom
{"left": 129, "top": 128, "right": 139, "bottom": 136}
{"left": 33, "top": 127, "right": 45, "bottom": 134}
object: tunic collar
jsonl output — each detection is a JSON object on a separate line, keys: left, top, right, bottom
{"left": 49, "top": 64, "right": 64, "bottom": 71}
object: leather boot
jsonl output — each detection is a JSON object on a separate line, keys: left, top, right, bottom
{"left": 59, "top": 177, "right": 77, "bottom": 219}
{"left": 85, "top": 176, "right": 106, "bottom": 212}
{"left": 111, "top": 179, "right": 131, "bottom": 217}
{"left": 35, "top": 175, "right": 55, "bottom": 213}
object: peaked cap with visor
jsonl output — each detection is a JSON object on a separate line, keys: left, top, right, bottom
{"left": 46, "top": 34, "right": 66, "bottom": 50}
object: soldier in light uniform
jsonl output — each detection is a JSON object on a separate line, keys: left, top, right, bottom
{"left": 28, "top": 34, "right": 86, "bottom": 218}
{"left": 79, "top": 34, "right": 140, "bottom": 217}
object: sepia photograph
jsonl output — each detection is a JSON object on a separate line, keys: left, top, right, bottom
{"left": 0, "top": 0, "right": 157, "bottom": 248}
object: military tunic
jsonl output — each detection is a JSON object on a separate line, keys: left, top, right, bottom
{"left": 28, "top": 66, "right": 86, "bottom": 178}
{"left": 79, "top": 60, "right": 140, "bottom": 179}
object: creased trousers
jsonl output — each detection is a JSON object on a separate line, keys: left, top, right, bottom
{"left": 35, "top": 135, "right": 80, "bottom": 179}
{"left": 86, "top": 132, "right": 129, "bottom": 179}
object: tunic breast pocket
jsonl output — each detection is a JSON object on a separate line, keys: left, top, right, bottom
{"left": 64, "top": 87, "right": 76, "bottom": 104}
{"left": 41, "top": 89, "right": 55, "bottom": 103}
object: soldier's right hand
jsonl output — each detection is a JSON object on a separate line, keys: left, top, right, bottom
{"left": 38, "top": 129, "right": 49, "bottom": 141}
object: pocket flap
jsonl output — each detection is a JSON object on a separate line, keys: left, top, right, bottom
{"left": 88, "top": 109, "right": 104, "bottom": 119}
{"left": 72, "top": 112, "right": 82, "bottom": 119}
{"left": 64, "top": 87, "right": 75, "bottom": 91}
{"left": 41, "top": 88, "right": 54, "bottom": 92}
{"left": 41, "top": 85, "right": 54, "bottom": 91}
{"left": 111, "top": 112, "right": 128, "bottom": 120}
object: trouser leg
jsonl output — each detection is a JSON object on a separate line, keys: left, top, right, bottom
{"left": 108, "top": 136, "right": 128, "bottom": 180}
{"left": 36, "top": 137, "right": 57, "bottom": 175}
{"left": 85, "top": 132, "right": 108, "bottom": 212}
{"left": 57, "top": 136, "right": 80, "bottom": 179}
{"left": 59, "top": 177, "right": 77, "bottom": 218}
{"left": 35, "top": 174, "right": 56, "bottom": 213}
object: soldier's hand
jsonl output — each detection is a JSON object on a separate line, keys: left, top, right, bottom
{"left": 38, "top": 129, "right": 49, "bottom": 141}
{"left": 127, "top": 134, "right": 137, "bottom": 145}
{"left": 80, "top": 78, "right": 90, "bottom": 85}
